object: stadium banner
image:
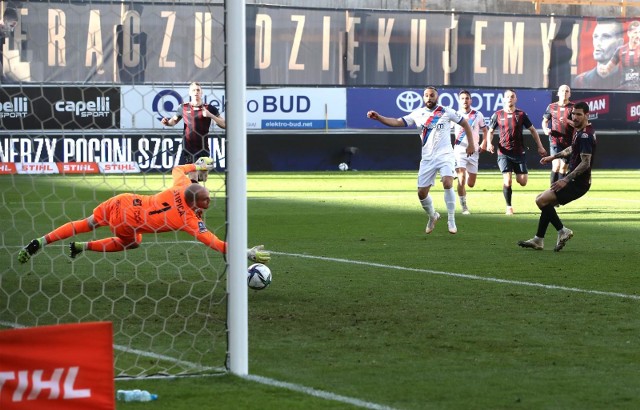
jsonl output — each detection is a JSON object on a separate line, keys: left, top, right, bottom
{"left": 57, "top": 162, "right": 100, "bottom": 174}
{"left": 0, "top": 322, "right": 114, "bottom": 410}
{"left": 3, "top": 162, "right": 139, "bottom": 175}
{"left": 121, "top": 86, "right": 346, "bottom": 130}
{"left": 0, "top": 134, "right": 225, "bottom": 172}
{"left": 3, "top": 2, "right": 638, "bottom": 90}
{"left": 571, "top": 91, "right": 640, "bottom": 129}
{"left": 0, "top": 87, "right": 120, "bottom": 130}
{"left": 347, "top": 88, "right": 550, "bottom": 129}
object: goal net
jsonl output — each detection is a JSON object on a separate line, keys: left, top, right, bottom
{"left": 0, "top": 0, "right": 230, "bottom": 377}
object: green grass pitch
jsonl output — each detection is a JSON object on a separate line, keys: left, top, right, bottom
{"left": 1, "top": 169, "right": 639, "bottom": 409}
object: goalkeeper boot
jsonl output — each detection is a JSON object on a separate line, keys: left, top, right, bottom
{"left": 69, "top": 242, "right": 84, "bottom": 259}
{"left": 517, "top": 237, "right": 544, "bottom": 250}
{"left": 18, "top": 238, "right": 42, "bottom": 263}
{"left": 554, "top": 228, "right": 573, "bottom": 252}
{"left": 425, "top": 212, "right": 440, "bottom": 234}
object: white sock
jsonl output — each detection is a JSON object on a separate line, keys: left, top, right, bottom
{"left": 459, "top": 195, "right": 467, "bottom": 207}
{"left": 444, "top": 188, "right": 456, "bottom": 220}
{"left": 419, "top": 195, "right": 435, "bottom": 217}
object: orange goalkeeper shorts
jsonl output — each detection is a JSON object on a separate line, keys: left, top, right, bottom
{"left": 92, "top": 194, "right": 139, "bottom": 241}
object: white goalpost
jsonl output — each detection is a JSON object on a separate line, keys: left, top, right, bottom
{"left": 225, "top": 0, "right": 249, "bottom": 375}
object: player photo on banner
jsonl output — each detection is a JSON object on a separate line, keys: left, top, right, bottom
{"left": 573, "top": 18, "right": 640, "bottom": 90}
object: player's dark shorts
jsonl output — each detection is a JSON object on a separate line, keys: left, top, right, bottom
{"left": 549, "top": 142, "right": 570, "bottom": 164}
{"left": 497, "top": 153, "right": 527, "bottom": 174}
{"left": 555, "top": 181, "right": 590, "bottom": 205}
{"left": 180, "top": 149, "right": 210, "bottom": 165}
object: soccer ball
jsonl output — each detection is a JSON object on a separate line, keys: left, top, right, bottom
{"left": 338, "top": 162, "right": 349, "bottom": 171}
{"left": 247, "top": 263, "right": 272, "bottom": 290}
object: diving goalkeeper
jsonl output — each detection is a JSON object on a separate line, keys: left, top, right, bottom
{"left": 18, "top": 158, "right": 270, "bottom": 264}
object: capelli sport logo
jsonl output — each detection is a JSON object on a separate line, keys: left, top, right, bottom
{"left": 55, "top": 97, "right": 110, "bottom": 118}
{"left": 0, "top": 96, "right": 29, "bottom": 118}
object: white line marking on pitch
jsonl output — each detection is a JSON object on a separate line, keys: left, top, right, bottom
{"left": 242, "top": 374, "right": 397, "bottom": 410}
{"left": 8, "top": 241, "right": 637, "bottom": 301}
{"left": 274, "top": 251, "right": 640, "bottom": 301}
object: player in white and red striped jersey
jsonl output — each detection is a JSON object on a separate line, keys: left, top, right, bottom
{"left": 453, "top": 90, "right": 489, "bottom": 215}
{"left": 367, "top": 86, "right": 475, "bottom": 235}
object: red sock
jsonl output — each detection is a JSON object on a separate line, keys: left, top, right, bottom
{"left": 45, "top": 219, "right": 91, "bottom": 244}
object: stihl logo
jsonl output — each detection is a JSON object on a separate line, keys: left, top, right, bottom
{"left": 0, "top": 366, "right": 91, "bottom": 401}
{"left": 58, "top": 162, "right": 99, "bottom": 174}
{"left": 103, "top": 163, "right": 135, "bottom": 171}
{"left": 19, "top": 164, "right": 56, "bottom": 172}
{"left": 98, "top": 162, "right": 141, "bottom": 173}
{"left": 0, "top": 163, "right": 16, "bottom": 174}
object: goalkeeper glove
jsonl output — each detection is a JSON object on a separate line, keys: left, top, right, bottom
{"left": 247, "top": 245, "right": 271, "bottom": 264}
{"left": 195, "top": 157, "right": 215, "bottom": 172}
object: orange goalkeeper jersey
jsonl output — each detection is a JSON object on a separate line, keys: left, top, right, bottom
{"left": 98, "top": 164, "right": 226, "bottom": 254}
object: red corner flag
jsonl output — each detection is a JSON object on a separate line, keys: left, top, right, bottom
{"left": 0, "top": 322, "right": 114, "bottom": 410}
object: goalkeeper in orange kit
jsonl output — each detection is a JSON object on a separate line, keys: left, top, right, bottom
{"left": 18, "top": 158, "right": 271, "bottom": 264}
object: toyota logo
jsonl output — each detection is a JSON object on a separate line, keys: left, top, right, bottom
{"left": 396, "top": 91, "right": 423, "bottom": 112}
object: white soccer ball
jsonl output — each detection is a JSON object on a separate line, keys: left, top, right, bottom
{"left": 247, "top": 263, "right": 272, "bottom": 290}
{"left": 338, "top": 162, "right": 349, "bottom": 171}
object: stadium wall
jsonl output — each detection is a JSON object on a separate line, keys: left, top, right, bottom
{"left": 2, "top": 130, "right": 638, "bottom": 174}
{"left": 245, "top": 130, "right": 640, "bottom": 171}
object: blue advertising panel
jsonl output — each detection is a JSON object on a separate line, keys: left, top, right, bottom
{"left": 348, "top": 88, "right": 551, "bottom": 130}
{"left": 121, "top": 86, "right": 346, "bottom": 130}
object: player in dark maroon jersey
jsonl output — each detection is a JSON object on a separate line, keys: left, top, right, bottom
{"left": 597, "top": 20, "right": 640, "bottom": 89}
{"left": 486, "top": 89, "right": 547, "bottom": 215}
{"left": 161, "top": 82, "right": 226, "bottom": 181}
{"left": 542, "top": 85, "right": 575, "bottom": 186}
{"left": 518, "top": 101, "right": 596, "bottom": 252}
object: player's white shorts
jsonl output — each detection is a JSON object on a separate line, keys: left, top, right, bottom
{"left": 454, "top": 148, "right": 479, "bottom": 174}
{"left": 417, "top": 155, "right": 455, "bottom": 188}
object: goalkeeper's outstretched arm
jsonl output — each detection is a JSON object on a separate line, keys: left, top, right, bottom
{"left": 182, "top": 181, "right": 271, "bottom": 263}
{"left": 192, "top": 230, "right": 271, "bottom": 264}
